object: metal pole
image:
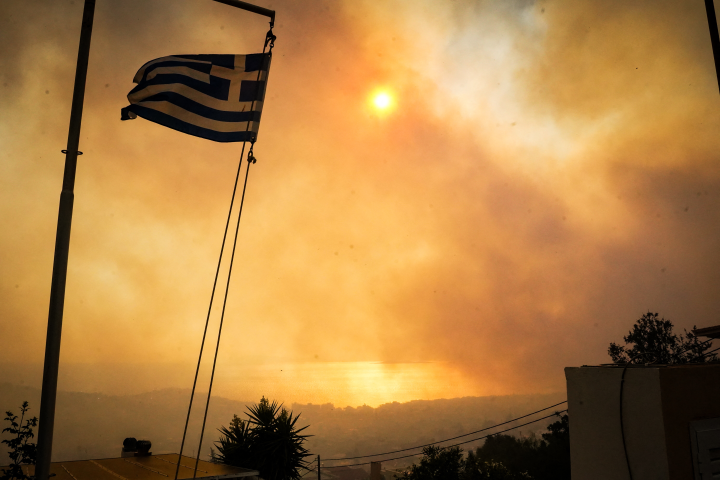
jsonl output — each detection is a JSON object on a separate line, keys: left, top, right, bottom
{"left": 371, "top": 462, "right": 382, "bottom": 480}
{"left": 317, "top": 455, "right": 321, "bottom": 480}
{"left": 36, "top": 1, "right": 96, "bottom": 478}
{"left": 705, "top": 0, "right": 720, "bottom": 94}
{"left": 211, "top": 0, "right": 275, "bottom": 24}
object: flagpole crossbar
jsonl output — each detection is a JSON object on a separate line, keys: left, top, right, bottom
{"left": 61, "top": 150, "right": 83, "bottom": 155}
{"left": 212, "top": 0, "right": 276, "bottom": 26}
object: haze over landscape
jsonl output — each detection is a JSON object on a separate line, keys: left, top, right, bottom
{"left": 0, "top": 383, "right": 565, "bottom": 463}
{"left": 2, "top": 0, "right": 720, "bottom": 462}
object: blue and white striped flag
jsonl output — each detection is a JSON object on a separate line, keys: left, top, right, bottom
{"left": 121, "top": 53, "right": 270, "bottom": 143}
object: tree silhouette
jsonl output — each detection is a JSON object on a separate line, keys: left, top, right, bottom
{"left": 608, "top": 312, "right": 717, "bottom": 364}
{"left": 396, "top": 413, "right": 570, "bottom": 480}
{"left": 213, "top": 397, "right": 312, "bottom": 480}
{"left": 1, "top": 401, "right": 38, "bottom": 480}
{"left": 397, "top": 445, "right": 464, "bottom": 480}
{"left": 396, "top": 444, "right": 533, "bottom": 480}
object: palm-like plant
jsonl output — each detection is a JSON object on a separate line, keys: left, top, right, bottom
{"left": 213, "top": 415, "right": 254, "bottom": 470}
{"left": 213, "top": 397, "right": 312, "bottom": 480}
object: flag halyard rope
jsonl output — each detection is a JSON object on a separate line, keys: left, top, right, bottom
{"left": 173, "top": 141, "right": 248, "bottom": 480}
{"left": 184, "top": 25, "right": 276, "bottom": 480}
{"left": 192, "top": 153, "right": 253, "bottom": 479}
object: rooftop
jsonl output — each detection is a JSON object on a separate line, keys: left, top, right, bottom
{"left": 10, "top": 454, "right": 259, "bottom": 480}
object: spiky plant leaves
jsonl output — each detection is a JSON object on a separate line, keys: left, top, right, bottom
{"left": 212, "top": 415, "right": 254, "bottom": 468}
{"left": 214, "top": 397, "right": 313, "bottom": 480}
{"left": 256, "top": 408, "right": 312, "bottom": 480}
{"left": 246, "top": 397, "right": 281, "bottom": 428}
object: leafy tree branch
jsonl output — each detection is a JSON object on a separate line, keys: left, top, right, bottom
{"left": 1, "top": 401, "right": 38, "bottom": 480}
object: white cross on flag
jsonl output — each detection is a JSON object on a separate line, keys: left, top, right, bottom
{"left": 121, "top": 53, "right": 271, "bottom": 143}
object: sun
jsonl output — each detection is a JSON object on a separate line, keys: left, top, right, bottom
{"left": 371, "top": 91, "right": 393, "bottom": 111}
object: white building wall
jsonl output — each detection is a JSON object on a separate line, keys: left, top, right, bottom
{"left": 565, "top": 366, "right": 669, "bottom": 480}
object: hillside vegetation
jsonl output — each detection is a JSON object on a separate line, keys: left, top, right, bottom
{"left": 0, "top": 383, "right": 563, "bottom": 466}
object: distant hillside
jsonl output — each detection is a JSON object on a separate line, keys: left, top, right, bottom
{"left": 0, "top": 383, "right": 564, "bottom": 468}
{"left": 294, "top": 394, "right": 566, "bottom": 469}
{"left": 0, "top": 383, "right": 250, "bottom": 462}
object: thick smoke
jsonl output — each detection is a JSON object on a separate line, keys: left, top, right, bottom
{"left": 1, "top": 0, "right": 719, "bottom": 404}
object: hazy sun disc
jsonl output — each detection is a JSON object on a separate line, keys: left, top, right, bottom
{"left": 373, "top": 92, "right": 392, "bottom": 110}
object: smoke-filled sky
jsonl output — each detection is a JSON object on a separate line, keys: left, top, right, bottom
{"left": 2, "top": 0, "right": 720, "bottom": 407}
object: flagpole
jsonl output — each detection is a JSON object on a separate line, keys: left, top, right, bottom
{"left": 704, "top": 0, "right": 720, "bottom": 94}
{"left": 36, "top": 1, "right": 96, "bottom": 479}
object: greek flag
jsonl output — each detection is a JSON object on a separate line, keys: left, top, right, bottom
{"left": 121, "top": 53, "right": 270, "bottom": 143}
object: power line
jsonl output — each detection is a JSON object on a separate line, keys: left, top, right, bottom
{"left": 690, "top": 344, "right": 720, "bottom": 362}
{"left": 317, "top": 341, "right": 713, "bottom": 471}
{"left": 611, "top": 337, "right": 713, "bottom": 365}
{"left": 323, "top": 400, "right": 567, "bottom": 462}
{"left": 300, "top": 467, "right": 317, "bottom": 478}
{"left": 321, "top": 410, "right": 567, "bottom": 468}
{"left": 381, "top": 468, "right": 407, "bottom": 475}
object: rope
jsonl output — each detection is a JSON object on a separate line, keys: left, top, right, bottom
{"left": 320, "top": 411, "right": 567, "bottom": 468}
{"left": 323, "top": 401, "right": 567, "bottom": 461}
{"left": 191, "top": 26, "right": 275, "bottom": 479}
{"left": 192, "top": 153, "right": 253, "bottom": 479}
{"left": 173, "top": 145, "right": 247, "bottom": 480}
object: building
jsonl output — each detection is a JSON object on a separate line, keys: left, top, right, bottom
{"left": 566, "top": 363, "right": 720, "bottom": 480}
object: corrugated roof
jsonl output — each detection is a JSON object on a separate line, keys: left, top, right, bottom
{"left": 12, "top": 454, "right": 259, "bottom": 480}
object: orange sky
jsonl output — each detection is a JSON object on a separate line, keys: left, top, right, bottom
{"left": 2, "top": 0, "right": 720, "bottom": 407}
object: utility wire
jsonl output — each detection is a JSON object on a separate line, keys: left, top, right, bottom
{"left": 319, "top": 339, "right": 714, "bottom": 472}
{"left": 299, "top": 458, "right": 317, "bottom": 478}
{"left": 321, "top": 410, "right": 567, "bottom": 469}
{"left": 689, "top": 344, "right": 720, "bottom": 362}
{"left": 323, "top": 400, "right": 567, "bottom": 461}
{"left": 614, "top": 336, "right": 713, "bottom": 365}
{"left": 612, "top": 338, "right": 717, "bottom": 366}
{"left": 381, "top": 468, "right": 407, "bottom": 475}
{"left": 300, "top": 468, "right": 317, "bottom": 478}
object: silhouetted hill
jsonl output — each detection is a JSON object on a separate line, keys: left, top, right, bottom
{"left": 294, "top": 394, "right": 566, "bottom": 468}
{"left": 0, "top": 383, "right": 564, "bottom": 468}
